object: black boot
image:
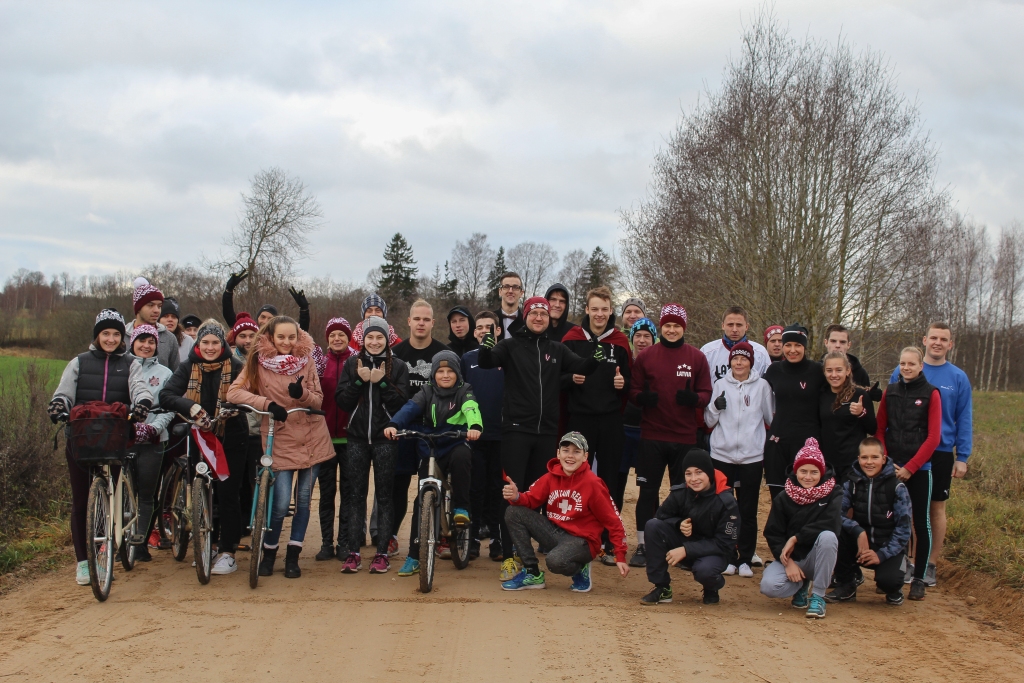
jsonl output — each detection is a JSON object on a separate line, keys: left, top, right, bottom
{"left": 315, "top": 544, "right": 335, "bottom": 561}
{"left": 285, "top": 545, "right": 302, "bottom": 578}
{"left": 258, "top": 547, "right": 277, "bottom": 576}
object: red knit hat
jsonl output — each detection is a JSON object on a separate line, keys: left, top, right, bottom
{"left": 729, "top": 341, "right": 754, "bottom": 367}
{"left": 232, "top": 312, "right": 259, "bottom": 337}
{"left": 325, "top": 316, "right": 352, "bottom": 340}
{"left": 793, "top": 437, "right": 826, "bottom": 474}
{"left": 132, "top": 277, "right": 164, "bottom": 315}
{"left": 523, "top": 296, "right": 549, "bottom": 314}
{"left": 659, "top": 303, "right": 687, "bottom": 330}
{"left": 763, "top": 324, "right": 784, "bottom": 344}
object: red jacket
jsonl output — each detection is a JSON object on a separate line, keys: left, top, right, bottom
{"left": 628, "top": 341, "right": 713, "bottom": 444}
{"left": 320, "top": 345, "right": 356, "bottom": 439}
{"left": 510, "top": 458, "right": 628, "bottom": 562}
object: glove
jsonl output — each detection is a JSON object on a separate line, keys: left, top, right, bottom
{"left": 288, "top": 375, "right": 305, "bottom": 399}
{"left": 592, "top": 344, "right": 605, "bottom": 362}
{"left": 636, "top": 381, "right": 659, "bottom": 408}
{"left": 288, "top": 286, "right": 309, "bottom": 309}
{"left": 714, "top": 392, "right": 727, "bottom": 411}
{"left": 131, "top": 399, "right": 152, "bottom": 422}
{"left": 134, "top": 423, "right": 159, "bottom": 444}
{"left": 868, "top": 381, "right": 882, "bottom": 402}
{"left": 675, "top": 380, "right": 699, "bottom": 407}
{"left": 268, "top": 402, "right": 288, "bottom": 422}
{"left": 48, "top": 399, "right": 66, "bottom": 424}
{"left": 225, "top": 269, "right": 248, "bottom": 292}
{"left": 481, "top": 333, "right": 496, "bottom": 349}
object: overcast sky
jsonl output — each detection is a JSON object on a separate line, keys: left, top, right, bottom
{"left": 1, "top": 0, "right": 1021, "bottom": 285}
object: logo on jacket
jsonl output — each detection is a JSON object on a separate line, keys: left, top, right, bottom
{"left": 149, "top": 376, "right": 160, "bottom": 386}
{"left": 547, "top": 489, "right": 583, "bottom": 520}
{"left": 676, "top": 363, "right": 692, "bottom": 378}
{"left": 744, "top": 395, "right": 750, "bottom": 406}
{"left": 449, "top": 402, "right": 456, "bottom": 410}
{"left": 800, "top": 382, "right": 806, "bottom": 389}
{"left": 545, "top": 354, "right": 551, "bottom": 362}
{"left": 914, "top": 399, "right": 923, "bottom": 406}
{"left": 886, "top": 510, "right": 893, "bottom": 518}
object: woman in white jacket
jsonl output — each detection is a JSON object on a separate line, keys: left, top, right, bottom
{"left": 704, "top": 341, "right": 774, "bottom": 578}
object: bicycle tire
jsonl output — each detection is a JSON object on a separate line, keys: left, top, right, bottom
{"left": 85, "top": 476, "right": 113, "bottom": 602}
{"left": 418, "top": 489, "right": 437, "bottom": 594}
{"left": 118, "top": 469, "right": 138, "bottom": 572}
{"left": 249, "top": 469, "right": 271, "bottom": 589}
{"left": 451, "top": 523, "right": 472, "bottom": 570}
{"left": 170, "top": 469, "right": 189, "bottom": 561}
{"left": 191, "top": 477, "right": 212, "bottom": 585}
{"left": 156, "top": 463, "right": 178, "bottom": 547}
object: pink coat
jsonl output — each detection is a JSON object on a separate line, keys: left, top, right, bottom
{"left": 227, "top": 331, "right": 334, "bottom": 472}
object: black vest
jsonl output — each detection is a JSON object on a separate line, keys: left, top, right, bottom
{"left": 848, "top": 466, "right": 901, "bottom": 549}
{"left": 884, "top": 374, "right": 935, "bottom": 466}
{"left": 75, "top": 349, "right": 132, "bottom": 406}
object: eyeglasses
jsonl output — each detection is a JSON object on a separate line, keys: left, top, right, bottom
{"left": 499, "top": 284, "right": 523, "bottom": 292}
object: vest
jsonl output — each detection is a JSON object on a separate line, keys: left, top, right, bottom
{"left": 75, "top": 349, "right": 132, "bottom": 406}
{"left": 848, "top": 467, "right": 901, "bottom": 550}
{"left": 884, "top": 374, "right": 935, "bottom": 466}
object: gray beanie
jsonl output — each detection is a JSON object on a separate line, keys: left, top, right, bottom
{"left": 195, "top": 319, "right": 228, "bottom": 348}
{"left": 430, "top": 350, "right": 463, "bottom": 386}
{"left": 622, "top": 297, "right": 647, "bottom": 317}
{"left": 362, "top": 315, "right": 391, "bottom": 343}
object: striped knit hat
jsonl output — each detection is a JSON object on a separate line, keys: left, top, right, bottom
{"left": 361, "top": 293, "right": 388, "bottom": 319}
{"left": 659, "top": 303, "right": 687, "bottom": 330}
{"left": 325, "top": 316, "right": 353, "bottom": 340}
{"left": 793, "top": 438, "right": 826, "bottom": 474}
{"left": 93, "top": 308, "right": 126, "bottom": 339}
{"left": 132, "top": 277, "right": 164, "bottom": 314}
{"left": 129, "top": 323, "right": 159, "bottom": 350}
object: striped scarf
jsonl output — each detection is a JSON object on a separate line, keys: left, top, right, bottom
{"left": 185, "top": 359, "right": 233, "bottom": 435}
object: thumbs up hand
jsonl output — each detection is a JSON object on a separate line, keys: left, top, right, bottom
{"left": 714, "top": 391, "right": 727, "bottom": 411}
{"left": 502, "top": 475, "right": 520, "bottom": 501}
{"left": 613, "top": 366, "right": 625, "bottom": 390}
{"left": 288, "top": 375, "right": 305, "bottom": 399}
{"left": 676, "top": 379, "right": 700, "bottom": 407}
{"left": 356, "top": 358, "right": 371, "bottom": 382}
{"left": 849, "top": 394, "right": 865, "bottom": 417}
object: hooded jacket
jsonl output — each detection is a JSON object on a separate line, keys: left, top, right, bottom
{"left": 628, "top": 338, "right": 713, "bottom": 444}
{"left": 319, "top": 344, "right": 356, "bottom": 440}
{"left": 841, "top": 459, "right": 912, "bottom": 562}
{"left": 701, "top": 337, "right": 772, "bottom": 381}
{"left": 510, "top": 458, "right": 628, "bottom": 562}
{"left": 129, "top": 355, "right": 175, "bottom": 440}
{"left": 226, "top": 331, "right": 335, "bottom": 471}
{"left": 446, "top": 306, "right": 479, "bottom": 357}
{"left": 654, "top": 470, "right": 738, "bottom": 560}
{"left": 125, "top": 320, "right": 180, "bottom": 372}
{"left": 160, "top": 345, "right": 248, "bottom": 441}
{"left": 704, "top": 370, "right": 774, "bottom": 465}
{"left": 763, "top": 468, "right": 843, "bottom": 561}
{"left": 52, "top": 345, "right": 153, "bottom": 412}
{"left": 544, "top": 283, "right": 578, "bottom": 344}
{"left": 819, "top": 385, "right": 877, "bottom": 473}
{"left": 335, "top": 350, "right": 411, "bottom": 443}
{"left": 461, "top": 347, "right": 504, "bottom": 441}
{"left": 560, "top": 314, "right": 632, "bottom": 416}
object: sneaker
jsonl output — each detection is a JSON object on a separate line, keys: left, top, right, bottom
{"left": 500, "top": 557, "right": 522, "bottom": 581}
{"left": 570, "top": 563, "right": 592, "bottom": 593}
{"left": 886, "top": 589, "right": 905, "bottom": 606}
{"left": 135, "top": 547, "right": 152, "bottom": 562}
{"left": 908, "top": 578, "right": 927, "bottom": 601}
{"left": 702, "top": 588, "right": 720, "bottom": 604}
{"left": 628, "top": 544, "right": 647, "bottom": 568}
{"left": 315, "top": 545, "right": 335, "bottom": 561}
{"left": 640, "top": 585, "right": 673, "bottom": 605}
{"left": 791, "top": 580, "right": 810, "bottom": 609}
{"left": 598, "top": 550, "right": 617, "bottom": 566}
{"left": 387, "top": 536, "right": 400, "bottom": 557}
{"left": 398, "top": 556, "right": 419, "bottom": 576}
{"left": 825, "top": 583, "right": 857, "bottom": 603}
{"left": 489, "top": 540, "right": 503, "bottom": 562}
{"left": 854, "top": 566, "right": 865, "bottom": 586}
{"left": 723, "top": 564, "right": 738, "bottom": 576}
{"left": 341, "top": 552, "right": 362, "bottom": 573}
{"left": 904, "top": 561, "right": 915, "bottom": 585}
{"left": 369, "top": 553, "right": 390, "bottom": 574}
{"left": 805, "top": 594, "right": 826, "bottom": 619}
{"left": 437, "top": 538, "right": 451, "bottom": 559}
{"left": 453, "top": 508, "right": 470, "bottom": 527}
{"left": 147, "top": 529, "right": 161, "bottom": 549}
{"left": 924, "top": 562, "right": 937, "bottom": 587}
{"left": 76, "top": 561, "right": 90, "bottom": 586}
{"left": 212, "top": 554, "right": 238, "bottom": 575}
{"left": 501, "top": 569, "right": 546, "bottom": 591}
{"left": 335, "top": 546, "right": 346, "bottom": 561}
{"left": 738, "top": 563, "right": 754, "bottom": 578}
{"left": 750, "top": 553, "right": 764, "bottom": 567}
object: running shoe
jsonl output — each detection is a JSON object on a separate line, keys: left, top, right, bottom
{"left": 76, "top": 561, "right": 90, "bottom": 586}
{"left": 502, "top": 570, "right": 546, "bottom": 591}
{"left": 702, "top": 588, "right": 720, "bottom": 604}
{"left": 750, "top": 553, "right": 764, "bottom": 567}
{"left": 598, "top": 549, "right": 617, "bottom": 566}
{"left": 437, "top": 537, "right": 451, "bottom": 559}
{"left": 791, "top": 580, "right": 810, "bottom": 609}
{"left": 825, "top": 583, "right": 857, "bottom": 603}
{"left": 499, "top": 557, "right": 522, "bottom": 581}
{"left": 904, "top": 561, "right": 914, "bottom": 585}
{"left": 211, "top": 554, "right": 237, "bottom": 575}
{"left": 909, "top": 578, "right": 927, "bottom": 601}
{"left": 723, "top": 564, "right": 738, "bottom": 576}
{"left": 886, "top": 589, "right": 905, "bottom": 606}
{"left": 640, "top": 585, "right": 673, "bottom": 605}
{"left": 924, "top": 562, "right": 937, "bottom": 587}
{"left": 570, "top": 563, "right": 592, "bottom": 593}
{"left": 398, "top": 557, "right": 419, "bottom": 576}
{"left": 147, "top": 529, "right": 161, "bottom": 549}
{"left": 805, "top": 594, "right": 826, "bottom": 619}
{"left": 738, "top": 563, "right": 754, "bottom": 578}
{"left": 628, "top": 544, "right": 647, "bottom": 568}
{"left": 369, "top": 553, "right": 390, "bottom": 574}
{"left": 341, "top": 552, "right": 362, "bottom": 573}
{"left": 489, "top": 540, "right": 503, "bottom": 562}
{"left": 453, "top": 508, "right": 470, "bottom": 527}
{"left": 387, "top": 536, "right": 400, "bottom": 557}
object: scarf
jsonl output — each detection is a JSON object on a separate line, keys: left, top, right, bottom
{"left": 784, "top": 476, "right": 836, "bottom": 505}
{"left": 258, "top": 353, "right": 309, "bottom": 376}
{"left": 185, "top": 359, "right": 233, "bottom": 436}
{"left": 722, "top": 334, "right": 748, "bottom": 350}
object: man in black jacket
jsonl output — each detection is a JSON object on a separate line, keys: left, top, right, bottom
{"left": 446, "top": 305, "right": 478, "bottom": 357}
{"left": 544, "top": 282, "right": 578, "bottom": 343}
{"left": 493, "top": 272, "right": 524, "bottom": 341}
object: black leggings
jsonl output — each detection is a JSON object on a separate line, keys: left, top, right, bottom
{"left": 133, "top": 442, "right": 164, "bottom": 543}
{"left": 904, "top": 467, "right": 933, "bottom": 581}
{"left": 712, "top": 459, "right": 762, "bottom": 566}
{"left": 212, "top": 433, "right": 249, "bottom": 554}
{"left": 500, "top": 431, "right": 558, "bottom": 556}
{"left": 318, "top": 442, "right": 358, "bottom": 549}
{"left": 391, "top": 474, "right": 412, "bottom": 539}
{"left": 635, "top": 440, "right": 693, "bottom": 533}
{"left": 346, "top": 441, "right": 396, "bottom": 556}
{"left": 470, "top": 440, "right": 503, "bottom": 542}
{"left": 835, "top": 526, "right": 906, "bottom": 594}
{"left": 65, "top": 444, "right": 92, "bottom": 562}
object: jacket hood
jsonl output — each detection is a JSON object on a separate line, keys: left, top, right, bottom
{"left": 723, "top": 368, "right": 760, "bottom": 386}
{"left": 561, "top": 316, "right": 631, "bottom": 353}
{"left": 545, "top": 456, "right": 592, "bottom": 479}
{"left": 254, "top": 327, "right": 317, "bottom": 359}
{"left": 544, "top": 282, "right": 570, "bottom": 300}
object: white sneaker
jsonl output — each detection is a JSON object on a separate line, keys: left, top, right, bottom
{"left": 76, "top": 561, "right": 90, "bottom": 585}
{"left": 750, "top": 553, "right": 764, "bottom": 567}
{"left": 738, "top": 563, "right": 754, "bottom": 578}
{"left": 723, "top": 564, "right": 737, "bottom": 576}
{"left": 211, "top": 554, "right": 238, "bottom": 575}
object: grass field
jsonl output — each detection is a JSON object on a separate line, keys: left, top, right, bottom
{"left": 0, "top": 355, "right": 67, "bottom": 384}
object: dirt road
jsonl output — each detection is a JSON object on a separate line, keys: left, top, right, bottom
{"left": 2, "top": 478, "right": 1022, "bottom": 682}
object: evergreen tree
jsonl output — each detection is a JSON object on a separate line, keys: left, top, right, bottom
{"left": 485, "top": 246, "right": 508, "bottom": 308}
{"left": 584, "top": 246, "right": 616, "bottom": 296}
{"left": 379, "top": 232, "right": 418, "bottom": 302}
{"left": 438, "top": 261, "right": 459, "bottom": 305}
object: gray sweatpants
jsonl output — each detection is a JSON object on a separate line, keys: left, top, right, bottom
{"left": 760, "top": 530, "right": 838, "bottom": 598}
{"left": 505, "top": 505, "right": 593, "bottom": 576}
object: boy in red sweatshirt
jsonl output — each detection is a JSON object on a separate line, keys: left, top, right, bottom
{"left": 501, "top": 431, "right": 629, "bottom": 592}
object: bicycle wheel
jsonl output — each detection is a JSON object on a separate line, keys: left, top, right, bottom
{"left": 169, "top": 469, "right": 189, "bottom": 561}
{"left": 249, "top": 468, "right": 271, "bottom": 589}
{"left": 451, "top": 521, "right": 472, "bottom": 570}
{"left": 191, "top": 477, "right": 212, "bottom": 585}
{"left": 85, "top": 476, "right": 113, "bottom": 602}
{"left": 418, "top": 489, "right": 437, "bottom": 594}
{"left": 118, "top": 469, "right": 138, "bottom": 572}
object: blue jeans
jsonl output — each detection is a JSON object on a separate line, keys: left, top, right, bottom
{"left": 263, "top": 465, "right": 321, "bottom": 549}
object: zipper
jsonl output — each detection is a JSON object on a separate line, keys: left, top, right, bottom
{"left": 536, "top": 338, "right": 543, "bottom": 432}
{"left": 367, "top": 364, "right": 374, "bottom": 444}
{"left": 867, "top": 478, "right": 875, "bottom": 546}
{"left": 102, "top": 355, "right": 109, "bottom": 402}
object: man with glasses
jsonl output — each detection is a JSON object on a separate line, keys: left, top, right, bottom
{"left": 493, "top": 272, "right": 525, "bottom": 341}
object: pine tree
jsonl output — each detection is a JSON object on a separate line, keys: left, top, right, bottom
{"left": 485, "top": 246, "right": 508, "bottom": 308}
{"left": 379, "top": 233, "right": 418, "bottom": 302}
{"left": 584, "top": 246, "right": 615, "bottom": 296}
{"left": 438, "top": 261, "right": 459, "bottom": 305}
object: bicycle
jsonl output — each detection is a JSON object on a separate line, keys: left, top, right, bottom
{"left": 393, "top": 430, "right": 471, "bottom": 593}
{"left": 223, "top": 402, "right": 325, "bottom": 589}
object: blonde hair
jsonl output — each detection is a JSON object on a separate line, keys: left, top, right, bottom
{"left": 823, "top": 351, "right": 857, "bottom": 410}
{"left": 900, "top": 346, "right": 924, "bottom": 364}
{"left": 409, "top": 299, "right": 433, "bottom": 316}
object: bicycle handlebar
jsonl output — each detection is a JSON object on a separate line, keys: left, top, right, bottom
{"left": 392, "top": 429, "right": 467, "bottom": 442}
{"left": 221, "top": 402, "right": 326, "bottom": 418}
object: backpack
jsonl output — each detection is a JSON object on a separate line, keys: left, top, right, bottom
{"left": 68, "top": 401, "right": 131, "bottom": 464}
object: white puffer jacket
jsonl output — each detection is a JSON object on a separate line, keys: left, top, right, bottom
{"left": 704, "top": 370, "right": 775, "bottom": 465}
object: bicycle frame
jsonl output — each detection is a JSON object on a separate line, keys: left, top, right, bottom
{"left": 95, "top": 460, "right": 135, "bottom": 553}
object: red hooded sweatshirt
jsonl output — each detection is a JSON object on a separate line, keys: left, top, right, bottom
{"left": 510, "top": 458, "right": 628, "bottom": 562}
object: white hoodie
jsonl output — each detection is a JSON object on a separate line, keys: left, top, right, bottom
{"left": 704, "top": 369, "right": 775, "bottom": 465}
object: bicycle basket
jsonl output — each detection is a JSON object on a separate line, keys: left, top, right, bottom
{"left": 68, "top": 401, "right": 131, "bottom": 464}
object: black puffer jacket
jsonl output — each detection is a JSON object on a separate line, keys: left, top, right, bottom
{"left": 654, "top": 476, "right": 739, "bottom": 560}
{"left": 335, "top": 350, "right": 410, "bottom": 443}
{"left": 160, "top": 346, "right": 248, "bottom": 441}
{"left": 763, "top": 468, "right": 843, "bottom": 561}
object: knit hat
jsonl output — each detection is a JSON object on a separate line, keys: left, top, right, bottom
{"left": 729, "top": 341, "right": 754, "bottom": 367}
{"left": 361, "top": 293, "right": 388, "bottom": 319}
{"left": 681, "top": 448, "right": 715, "bottom": 481}
{"left": 132, "top": 277, "right": 164, "bottom": 315}
{"left": 781, "top": 323, "right": 809, "bottom": 348}
{"left": 763, "top": 324, "right": 784, "bottom": 344}
{"left": 160, "top": 297, "right": 181, "bottom": 320}
{"left": 793, "top": 437, "right": 826, "bottom": 474}
{"left": 430, "top": 349, "right": 464, "bottom": 386}
{"left": 257, "top": 304, "right": 279, "bottom": 318}
{"left": 93, "top": 308, "right": 126, "bottom": 339}
{"left": 628, "top": 317, "right": 658, "bottom": 343}
{"left": 622, "top": 297, "right": 647, "bottom": 317}
{"left": 232, "top": 312, "right": 259, "bottom": 337}
{"left": 325, "top": 316, "right": 353, "bottom": 341}
{"left": 129, "top": 324, "right": 159, "bottom": 351}
{"left": 194, "top": 319, "right": 227, "bottom": 348}
{"left": 544, "top": 283, "right": 570, "bottom": 300}
{"left": 181, "top": 314, "right": 202, "bottom": 329}
{"left": 559, "top": 430, "right": 589, "bottom": 453}
{"left": 659, "top": 303, "right": 687, "bottom": 330}
{"left": 523, "top": 296, "right": 549, "bottom": 314}
{"left": 362, "top": 315, "right": 391, "bottom": 343}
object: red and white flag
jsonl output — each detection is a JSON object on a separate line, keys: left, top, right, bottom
{"left": 191, "top": 426, "right": 230, "bottom": 481}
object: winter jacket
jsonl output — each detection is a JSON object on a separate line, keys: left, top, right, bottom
{"left": 876, "top": 375, "right": 942, "bottom": 474}
{"left": 546, "top": 317, "right": 578, "bottom": 344}
{"left": 461, "top": 348, "right": 504, "bottom": 441}
{"left": 841, "top": 460, "right": 912, "bottom": 562}
{"left": 888, "top": 361, "right": 972, "bottom": 461}
{"left": 763, "top": 469, "right": 843, "bottom": 562}
{"left": 388, "top": 383, "right": 483, "bottom": 459}
{"left": 52, "top": 345, "right": 153, "bottom": 411}
{"left": 477, "top": 327, "right": 598, "bottom": 435}
{"left": 654, "top": 470, "right": 738, "bottom": 560}
{"left": 704, "top": 370, "right": 774, "bottom": 465}
{"left": 159, "top": 346, "right": 248, "bottom": 441}
{"left": 628, "top": 338, "right": 713, "bottom": 444}
{"left": 560, "top": 315, "right": 632, "bottom": 416}
{"left": 129, "top": 355, "right": 175, "bottom": 440}
{"left": 819, "top": 386, "right": 877, "bottom": 474}
{"left": 232, "top": 347, "right": 262, "bottom": 437}
{"left": 178, "top": 334, "right": 194, "bottom": 363}
{"left": 493, "top": 307, "right": 524, "bottom": 341}
{"left": 447, "top": 307, "right": 479, "bottom": 357}
{"left": 335, "top": 351, "right": 410, "bottom": 443}
{"left": 319, "top": 345, "right": 356, "bottom": 440}
{"left": 701, "top": 337, "right": 772, "bottom": 381}
{"left": 510, "top": 458, "right": 628, "bottom": 563}
{"left": 226, "top": 332, "right": 334, "bottom": 471}
{"left": 125, "top": 321, "right": 180, "bottom": 372}
{"left": 763, "top": 358, "right": 824, "bottom": 444}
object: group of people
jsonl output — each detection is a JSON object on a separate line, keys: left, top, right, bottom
{"left": 48, "top": 269, "right": 972, "bottom": 618}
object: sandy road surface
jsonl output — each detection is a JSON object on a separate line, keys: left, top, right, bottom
{"left": 2, "top": 478, "right": 1023, "bottom": 683}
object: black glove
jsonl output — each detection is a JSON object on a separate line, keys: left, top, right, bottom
{"left": 636, "top": 381, "right": 659, "bottom": 408}
{"left": 288, "top": 286, "right": 309, "bottom": 309}
{"left": 481, "top": 333, "right": 496, "bottom": 349}
{"left": 714, "top": 392, "right": 727, "bottom": 411}
{"left": 48, "top": 399, "right": 66, "bottom": 424}
{"left": 131, "top": 399, "right": 152, "bottom": 422}
{"left": 288, "top": 376, "right": 304, "bottom": 399}
{"left": 868, "top": 381, "right": 882, "bottom": 402}
{"left": 675, "top": 380, "right": 699, "bottom": 407}
{"left": 225, "top": 269, "right": 248, "bottom": 292}
{"left": 592, "top": 343, "right": 605, "bottom": 362}
{"left": 268, "top": 402, "right": 288, "bottom": 422}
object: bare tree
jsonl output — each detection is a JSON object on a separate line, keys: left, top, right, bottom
{"left": 508, "top": 241, "right": 558, "bottom": 297}
{"left": 451, "top": 232, "right": 495, "bottom": 306}
{"left": 557, "top": 249, "right": 589, "bottom": 319}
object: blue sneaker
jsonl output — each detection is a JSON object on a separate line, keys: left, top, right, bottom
{"left": 397, "top": 556, "right": 419, "bottom": 576}
{"left": 791, "top": 580, "right": 809, "bottom": 609}
{"left": 453, "top": 508, "right": 471, "bottom": 527}
{"left": 501, "top": 570, "right": 546, "bottom": 591}
{"left": 805, "top": 593, "right": 827, "bottom": 619}
{"left": 570, "top": 562, "right": 592, "bottom": 593}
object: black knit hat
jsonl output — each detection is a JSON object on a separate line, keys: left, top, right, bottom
{"left": 93, "top": 308, "right": 126, "bottom": 339}
{"left": 257, "top": 304, "right": 279, "bottom": 318}
{"left": 781, "top": 323, "right": 809, "bottom": 348}
{"left": 160, "top": 297, "right": 181, "bottom": 319}
{"left": 180, "top": 314, "right": 202, "bottom": 329}
{"left": 681, "top": 448, "right": 715, "bottom": 483}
